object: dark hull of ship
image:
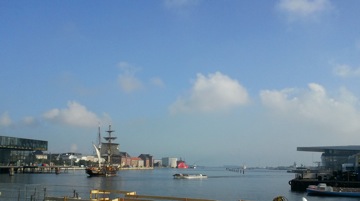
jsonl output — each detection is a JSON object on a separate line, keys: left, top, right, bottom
{"left": 85, "top": 166, "right": 117, "bottom": 177}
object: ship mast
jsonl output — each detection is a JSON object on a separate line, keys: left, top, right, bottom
{"left": 104, "top": 124, "right": 116, "bottom": 166}
{"left": 97, "top": 123, "right": 101, "bottom": 149}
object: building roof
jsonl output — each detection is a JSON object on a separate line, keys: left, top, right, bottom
{"left": 139, "top": 154, "right": 152, "bottom": 159}
{"left": 120, "top": 152, "right": 131, "bottom": 157}
{"left": 297, "top": 145, "right": 360, "bottom": 152}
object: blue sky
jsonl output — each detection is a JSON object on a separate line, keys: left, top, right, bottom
{"left": 1, "top": 0, "right": 360, "bottom": 167}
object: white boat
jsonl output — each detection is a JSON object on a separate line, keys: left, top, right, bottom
{"left": 173, "top": 173, "right": 207, "bottom": 179}
{"left": 307, "top": 183, "right": 360, "bottom": 197}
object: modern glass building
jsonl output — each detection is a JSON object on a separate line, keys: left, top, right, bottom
{"left": 297, "top": 146, "right": 360, "bottom": 171}
{"left": 0, "top": 136, "right": 48, "bottom": 166}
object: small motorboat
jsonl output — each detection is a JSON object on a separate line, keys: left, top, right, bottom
{"left": 173, "top": 173, "right": 207, "bottom": 179}
{"left": 307, "top": 183, "right": 360, "bottom": 197}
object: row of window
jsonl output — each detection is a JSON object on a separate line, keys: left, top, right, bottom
{"left": 0, "top": 136, "right": 47, "bottom": 150}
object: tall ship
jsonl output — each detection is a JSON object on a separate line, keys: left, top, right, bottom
{"left": 85, "top": 125, "right": 118, "bottom": 177}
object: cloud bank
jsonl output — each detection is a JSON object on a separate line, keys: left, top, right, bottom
{"left": 276, "top": 0, "right": 333, "bottom": 21}
{"left": 170, "top": 72, "right": 249, "bottom": 114}
{"left": 43, "top": 101, "right": 106, "bottom": 128}
{"left": 260, "top": 83, "right": 360, "bottom": 134}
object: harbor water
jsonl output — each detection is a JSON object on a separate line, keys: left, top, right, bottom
{"left": 0, "top": 167, "right": 359, "bottom": 201}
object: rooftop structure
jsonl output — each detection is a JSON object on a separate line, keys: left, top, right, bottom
{"left": 297, "top": 146, "right": 360, "bottom": 152}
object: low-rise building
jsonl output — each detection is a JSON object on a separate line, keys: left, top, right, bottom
{"left": 139, "top": 154, "right": 153, "bottom": 167}
{"left": 120, "top": 152, "right": 132, "bottom": 167}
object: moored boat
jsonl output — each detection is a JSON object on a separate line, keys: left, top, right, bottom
{"left": 85, "top": 165, "right": 117, "bottom": 177}
{"left": 176, "top": 159, "right": 189, "bottom": 169}
{"left": 307, "top": 183, "right": 360, "bottom": 197}
{"left": 173, "top": 173, "right": 207, "bottom": 179}
{"left": 85, "top": 125, "right": 118, "bottom": 177}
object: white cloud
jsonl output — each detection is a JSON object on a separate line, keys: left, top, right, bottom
{"left": 276, "top": 0, "right": 333, "bottom": 21}
{"left": 170, "top": 72, "right": 249, "bottom": 114}
{"left": 150, "top": 77, "right": 165, "bottom": 88}
{"left": 333, "top": 64, "right": 360, "bottom": 78}
{"left": 43, "top": 101, "right": 104, "bottom": 128}
{"left": 118, "top": 75, "right": 143, "bottom": 92}
{"left": 0, "top": 112, "right": 12, "bottom": 127}
{"left": 0, "top": 113, "right": 37, "bottom": 128}
{"left": 260, "top": 83, "right": 360, "bottom": 134}
{"left": 22, "top": 116, "right": 37, "bottom": 126}
{"left": 117, "top": 62, "right": 143, "bottom": 93}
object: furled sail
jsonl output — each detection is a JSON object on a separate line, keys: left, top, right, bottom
{"left": 93, "top": 144, "right": 101, "bottom": 167}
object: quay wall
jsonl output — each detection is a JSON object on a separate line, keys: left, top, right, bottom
{"left": 289, "top": 179, "right": 360, "bottom": 191}
{"left": 0, "top": 166, "right": 153, "bottom": 174}
{"left": 0, "top": 165, "right": 81, "bottom": 174}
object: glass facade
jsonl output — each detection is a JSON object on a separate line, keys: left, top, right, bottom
{"left": 0, "top": 136, "right": 48, "bottom": 165}
{"left": 321, "top": 149, "right": 360, "bottom": 171}
{"left": 0, "top": 136, "right": 47, "bottom": 150}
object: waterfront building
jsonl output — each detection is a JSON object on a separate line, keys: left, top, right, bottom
{"left": 298, "top": 145, "right": 360, "bottom": 171}
{"left": 120, "top": 152, "right": 131, "bottom": 167}
{"left": 58, "top": 152, "right": 82, "bottom": 165}
{"left": 139, "top": 154, "right": 153, "bottom": 167}
{"left": 0, "top": 136, "right": 48, "bottom": 167}
{"left": 82, "top": 155, "right": 101, "bottom": 163}
{"left": 130, "top": 157, "right": 142, "bottom": 167}
{"left": 117, "top": 152, "right": 153, "bottom": 168}
{"left": 60, "top": 152, "right": 82, "bottom": 160}
{"left": 34, "top": 150, "right": 47, "bottom": 160}
{"left": 153, "top": 159, "right": 162, "bottom": 167}
{"left": 162, "top": 157, "right": 177, "bottom": 168}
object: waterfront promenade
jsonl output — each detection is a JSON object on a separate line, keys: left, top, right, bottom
{"left": 0, "top": 165, "right": 154, "bottom": 174}
{"left": 0, "top": 165, "right": 82, "bottom": 174}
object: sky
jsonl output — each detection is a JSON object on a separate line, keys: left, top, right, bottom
{"left": 1, "top": 0, "right": 360, "bottom": 167}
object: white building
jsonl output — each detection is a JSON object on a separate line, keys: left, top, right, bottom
{"left": 162, "top": 157, "right": 177, "bottom": 168}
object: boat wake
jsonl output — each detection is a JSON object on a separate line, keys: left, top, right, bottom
{"left": 207, "top": 175, "right": 245, "bottom": 178}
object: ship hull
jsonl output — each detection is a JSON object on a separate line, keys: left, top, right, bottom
{"left": 86, "top": 166, "right": 117, "bottom": 177}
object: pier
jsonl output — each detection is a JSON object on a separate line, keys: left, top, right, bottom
{"left": 0, "top": 165, "right": 83, "bottom": 174}
{"left": 0, "top": 165, "right": 154, "bottom": 175}
{"left": 225, "top": 167, "right": 246, "bottom": 174}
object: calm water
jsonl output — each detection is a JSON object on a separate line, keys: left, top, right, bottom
{"left": 0, "top": 167, "right": 359, "bottom": 201}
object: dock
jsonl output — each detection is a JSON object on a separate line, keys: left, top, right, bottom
{"left": 0, "top": 165, "right": 83, "bottom": 174}
{"left": 289, "top": 178, "right": 360, "bottom": 191}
